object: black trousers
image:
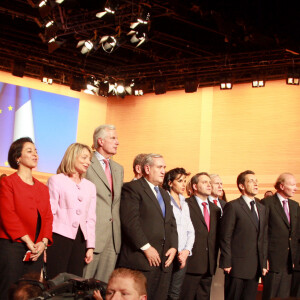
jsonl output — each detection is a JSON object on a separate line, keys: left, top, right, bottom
{"left": 224, "top": 274, "right": 258, "bottom": 300}
{"left": 180, "top": 272, "right": 212, "bottom": 300}
{"left": 0, "top": 239, "right": 43, "bottom": 300}
{"left": 167, "top": 259, "right": 187, "bottom": 300}
{"left": 262, "top": 270, "right": 292, "bottom": 300}
{"left": 47, "top": 228, "right": 86, "bottom": 279}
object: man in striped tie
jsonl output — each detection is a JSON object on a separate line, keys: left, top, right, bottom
{"left": 261, "top": 173, "right": 299, "bottom": 300}
{"left": 180, "top": 172, "right": 221, "bottom": 300}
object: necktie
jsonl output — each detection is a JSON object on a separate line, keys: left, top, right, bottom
{"left": 250, "top": 200, "right": 259, "bottom": 226}
{"left": 282, "top": 200, "right": 290, "bottom": 223}
{"left": 103, "top": 159, "right": 113, "bottom": 191}
{"left": 213, "top": 199, "right": 218, "bottom": 206}
{"left": 154, "top": 186, "right": 166, "bottom": 217}
{"left": 202, "top": 202, "right": 210, "bottom": 232}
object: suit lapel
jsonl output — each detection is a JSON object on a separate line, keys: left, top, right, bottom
{"left": 90, "top": 154, "right": 111, "bottom": 190}
{"left": 140, "top": 178, "right": 164, "bottom": 218}
{"left": 110, "top": 160, "right": 120, "bottom": 204}
{"left": 274, "top": 195, "right": 290, "bottom": 228}
{"left": 238, "top": 197, "right": 258, "bottom": 230}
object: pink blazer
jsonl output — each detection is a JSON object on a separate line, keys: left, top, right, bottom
{"left": 47, "top": 173, "right": 96, "bottom": 248}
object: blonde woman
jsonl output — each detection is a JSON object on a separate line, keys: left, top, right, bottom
{"left": 47, "top": 143, "right": 96, "bottom": 278}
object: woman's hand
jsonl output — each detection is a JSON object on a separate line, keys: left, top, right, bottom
{"left": 93, "top": 289, "right": 103, "bottom": 300}
{"left": 30, "top": 241, "right": 46, "bottom": 261}
{"left": 85, "top": 248, "right": 94, "bottom": 264}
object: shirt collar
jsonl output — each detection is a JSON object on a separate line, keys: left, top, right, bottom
{"left": 242, "top": 195, "right": 255, "bottom": 206}
{"left": 95, "top": 151, "right": 110, "bottom": 162}
{"left": 277, "top": 192, "right": 288, "bottom": 202}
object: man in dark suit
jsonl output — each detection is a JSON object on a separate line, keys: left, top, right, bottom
{"left": 119, "top": 153, "right": 178, "bottom": 300}
{"left": 261, "top": 172, "right": 299, "bottom": 300}
{"left": 83, "top": 124, "right": 124, "bottom": 283}
{"left": 219, "top": 170, "right": 268, "bottom": 300}
{"left": 180, "top": 172, "right": 221, "bottom": 300}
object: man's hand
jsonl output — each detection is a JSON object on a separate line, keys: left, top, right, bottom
{"left": 262, "top": 268, "right": 268, "bottom": 276}
{"left": 93, "top": 289, "right": 103, "bottom": 300}
{"left": 143, "top": 246, "right": 161, "bottom": 267}
{"left": 165, "top": 248, "right": 177, "bottom": 267}
{"left": 178, "top": 249, "right": 189, "bottom": 269}
{"left": 224, "top": 267, "right": 232, "bottom": 274}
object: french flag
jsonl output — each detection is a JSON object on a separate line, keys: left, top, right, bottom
{"left": 13, "top": 86, "right": 35, "bottom": 142}
{"left": 0, "top": 83, "right": 35, "bottom": 168}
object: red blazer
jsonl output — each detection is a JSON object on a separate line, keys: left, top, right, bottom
{"left": 0, "top": 172, "right": 53, "bottom": 245}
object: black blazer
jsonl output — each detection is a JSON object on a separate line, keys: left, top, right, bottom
{"left": 185, "top": 196, "right": 221, "bottom": 275}
{"left": 219, "top": 196, "right": 268, "bottom": 279}
{"left": 119, "top": 177, "right": 178, "bottom": 272}
{"left": 261, "top": 194, "right": 299, "bottom": 272}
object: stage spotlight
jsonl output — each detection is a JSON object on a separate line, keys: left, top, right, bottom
{"left": 220, "top": 77, "right": 232, "bottom": 90}
{"left": 55, "top": 0, "right": 64, "bottom": 3}
{"left": 39, "top": 0, "right": 47, "bottom": 7}
{"left": 86, "top": 77, "right": 99, "bottom": 95}
{"left": 128, "top": 22, "right": 148, "bottom": 47}
{"left": 286, "top": 73, "right": 299, "bottom": 85}
{"left": 77, "top": 40, "right": 95, "bottom": 54}
{"left": 116, "top": 81, "right": 125, "bottom": 94}
{"left": 133, "top": 81, "right": 144, "bottom": 96}
{"left": 252, "top": 80, "right": 265, "bottom": 88}
{"left": 184, "top": 78, "right": 198, "bottom": 93}
{"left": 96, "top": 0, "right": 119, "bottom": 18}
{"left": 100, "top": 35, "right": 117, "bottom": 53}
{"left": 12, "top": 60, "right": 26, "bottom": 78}
{"left": 41, "top": 66, "right": 54, "bottom": 84}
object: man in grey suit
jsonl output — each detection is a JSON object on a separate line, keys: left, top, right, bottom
{"left": 83, "top": 124, "right": 124, "bottom": 283}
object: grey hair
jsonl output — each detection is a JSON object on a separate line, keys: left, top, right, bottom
{"left": 209, "top": 174, "right": 220, "bottom": 180}
{"left": 93, "top": 124, "right": 116, "bottom": 149}
{"left": 141, "top": 153, "right": 163, "bottom": 176}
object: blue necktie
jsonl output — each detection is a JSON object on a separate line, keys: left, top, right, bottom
{"left": 154, "top": 186, "right": 166, "bottom": 217}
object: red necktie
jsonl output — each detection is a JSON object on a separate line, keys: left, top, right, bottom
{"left": 103, "top": 159, "right": 113, "bottom": 192}
{"left": 213, "top": 199, "right": 218, "bottom": 206}
{"left": 202, "top": 202, "right": 210, "bottom": 232}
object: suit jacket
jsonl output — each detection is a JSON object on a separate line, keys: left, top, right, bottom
{"left": 119, "top": 177, "right": 178, "bottom": 272}
{"left": 85, "top": 153, "right": 124, "bottom": 253}
{"left": 47, "top": 173, "right": 97, "bottom": 248}
{"left": 185, "top": 196, "right": 221, "bottom": 275}
{"left": 261, "top": 194, "right": 299, "bottom": 272}
{"left": 219, "top": 196, "right": 268, "bottom": 279}
{"left": 0, "top": 172, "right": 53, "bottom": 245}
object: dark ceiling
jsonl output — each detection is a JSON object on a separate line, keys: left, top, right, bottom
{"left": 0, "top": 0, "right": 299, "bottom": 94}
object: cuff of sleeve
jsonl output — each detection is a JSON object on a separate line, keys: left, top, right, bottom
{"left": 141, "top": 243, "right": 151, "bottom": 251}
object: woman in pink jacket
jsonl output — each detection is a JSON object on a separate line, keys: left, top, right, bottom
{"left": 47, "top": 143, "right": 96, "bottom": 278}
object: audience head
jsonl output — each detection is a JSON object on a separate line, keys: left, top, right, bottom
{"left": 264, "top": 190, "right": 274, "bottom": 198}
{"left": 8, "top": 137, "right": 37, "bottom": 170}
{"left": 57, "top": 143, "right": 92, "bottom": 177}
{"left": 9, "top": 272, "right": 45, "bottom": 300}
{"left": 237, "top": 170, "right": 258, "bottom": 198}
{"left": 191, "top": 172, "right": 211, "bottom": 200}
{"left": 163, "top": 168, "right": 190, "bottom": 195}
{"left": 105, "top": 268, "right": 147, "bottom": 300}
{"left": 209, "top": 174, "right": 223, "bottom": 199}
{"left": 93, "top": 124, "right": 119, "bottom": 158}
{"left": 141, "top": 153, "right": 166, "bottom": 186}
{"left": 133, "top": 153, "right": 147, "bottom": 179}
{"left": 274, "top": 173, "right": 297, "bottom": 198}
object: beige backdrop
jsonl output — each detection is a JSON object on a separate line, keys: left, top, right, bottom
{"left": 0, "top": 72, "right": 299, "bottom": 202}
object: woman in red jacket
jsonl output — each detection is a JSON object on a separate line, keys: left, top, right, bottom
{"left": 0, "top": 137, "right": 53, "bottom": 300}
